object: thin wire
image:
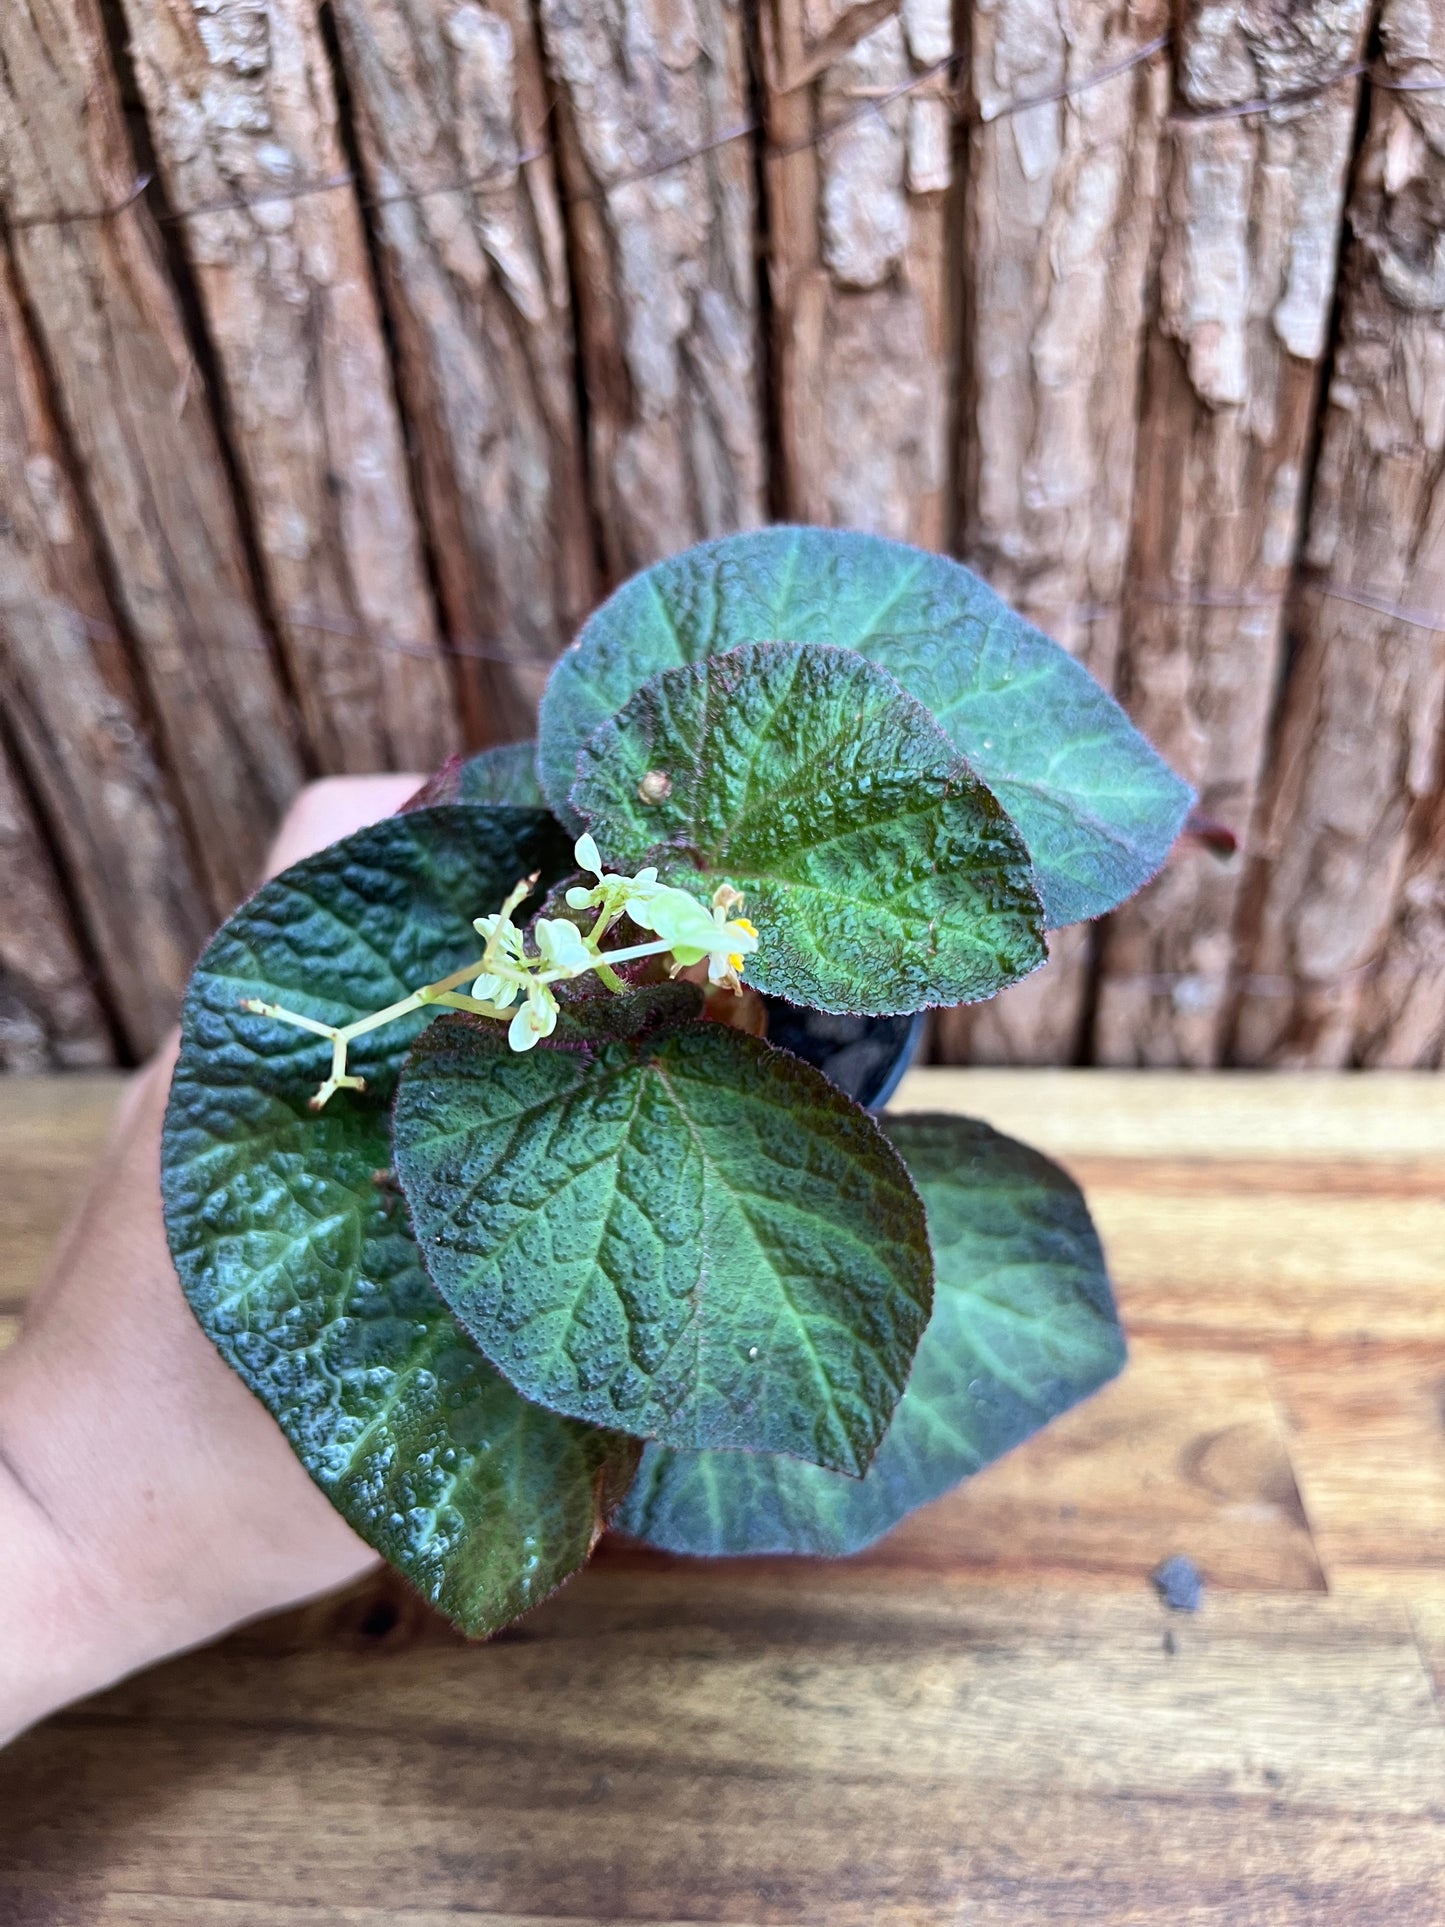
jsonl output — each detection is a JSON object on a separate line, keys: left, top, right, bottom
{"left": 8, "top": 34, "right": 1443, "bottom": 235}
{"left": 6, "top": 32, "right": 1444, "bottom": 233}
{"left": 1170, "top": 51, "right": 1445, "bottom": 125}
{"left": 976, "top": 33, "right": 1170, "bottom": 122}
{"left": 1305, "top": 575, "right": 1445, "bottom": 636}
{"left": 1173, "top": 59, "right": 1370, "bottom": 124}
{"left": 7, "top": 564, "right": 1441, "bottom": 688}
{"left": 0, "top": 33, "right": 1158, "bottom": 233}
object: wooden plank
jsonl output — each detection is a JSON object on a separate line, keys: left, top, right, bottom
{"left": 2, "top": 1580, "right": 1441, "bottom": 1924}
{"left": 1232, "top": 6, "right": 1445, "bottom": 1066}
{"left": 114, "top": 0, "right": 457, "bottom": 777}
{"left": 328, "top": 0, "right": 595, "bottom": 740}
{"left": 1412, "top": 1596, "right": 1445, "bottom": 1704}
{"left": 1272, "top": 1343, "right": 1445, "bottom": 1599}
{"left": 888, "top": 1066, "right": 1445, "bottom": 1160}
{"left": 1096, "top": 1185, "right": 1445, "bottom": 1345}
{"left": 32, "top": 1908, "right": 737, "bottom": 1927}
{"left": 1095, "top": 0, "right": 1371, "bottom": 1068}
{"left": 1355, "top": 765, "right": 1445, "bottom": 1066}
{"left": 0, "top": 244, "right": 208, "bottom": 1058}
{"left": 0, "top": 751, "right": 113, "bottom": 1076}
{"left": 819, "top": 1342, "right": 1326, "bottom": 1592}
{"left": 4, "top": 1071, "right": 1445, "bottom": 1917}
{"left": 600, "top": 1346, "right": 1324, "bottom": 1593}
{"left": 0, "top": 1074, "right": 122, "bottom": 1311}
{"left": 939, "top": 3, "right": 1169, "bottom": 1067}
{"left": 0, "top": 0, "right": 303, "bottom": 914}
{"left": 536, "top": 0, "right": 767, "bottom": 580}
{"left": 762, "top": 0, "right": 952, "bottom": 547}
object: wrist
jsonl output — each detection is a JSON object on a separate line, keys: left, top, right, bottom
{"left": 0, "top": 1396, "right": 124, "bottom": 1747}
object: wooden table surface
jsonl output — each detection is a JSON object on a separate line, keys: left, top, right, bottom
{"left": 1, "top": 1069, "right": 1443, "bottom": 1925}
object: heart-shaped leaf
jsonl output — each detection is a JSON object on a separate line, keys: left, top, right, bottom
{"left": 616, "top": 1112, "right": 1125, "bottom": 1555}
{"left": 571, "top": 641, "right": 1045, "bottom": 1015}
{"left": 392, "top": 1014, "right": 933, "bottom": 1475}
{"left": 539, "top": 527, "right": 1193, "bottom": 927}
{"left": 161, "top": 805, "right": 639, "bottom": 1636}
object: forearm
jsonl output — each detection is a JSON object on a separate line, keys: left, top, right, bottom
{"left": 0, "top": 1424, "right": 104, "bottom": 1749}
{"left": 0, "top": 1317, "right": 237, "bottom": 1749}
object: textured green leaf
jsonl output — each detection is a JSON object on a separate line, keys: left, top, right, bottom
{"left": 392, "top": 1015, "right": 933, "bottom": 1474}
{"left": 461, "top": 741, "right": 547, "bottom": 808}
{"left": 617, "top": 1112, "right": 1125, "bottom": 1555}
{"left": 539, "top": 527, "right": 1193, "bottom": 927}
{"left": 161, "top": 805, "right": 639, "bottom": 1636}
{"left": 571, "top": 640, "right": 1044, "bottom": 1015}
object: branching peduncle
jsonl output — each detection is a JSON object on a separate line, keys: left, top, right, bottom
{"left": 239, "top": 840, "right": 760, "bottom": 1107}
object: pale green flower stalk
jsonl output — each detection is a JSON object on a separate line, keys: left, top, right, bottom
{"left": 240, "top": 835, "right": 759, "bottom": 1108}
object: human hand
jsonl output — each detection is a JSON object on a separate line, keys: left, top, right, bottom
{"left": 0, "top": 774, "right": 424, "bottom": 1747}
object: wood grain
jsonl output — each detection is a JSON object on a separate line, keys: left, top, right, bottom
{"left": 0, "top": 755, "right": 113, "bottom": 1076}
{"left": 805, "top": 1341, "right": 1327, "bottom": 1592}
{"left": 329, "top": 0, "right": 596, "bottom": 738}
{"left": 1232, "top": 0, "right": 1445, "bottom": 1067}
{"left": 537, "top": 0, "right": 767, "bottom": 578}
{"left": 1356, "top": 771, "right": 1445, "bottom": 1067}
{"left": 0, "top": 1073, "right": 121, "bottom": 1311}
{"left": 0, "top": 246, "right": 207, "bottom": 1057}
{"left": 940, "top": 3, "right": 1169, "bottom": 1067}
{"left": 1, "top": 1068, "right": 1442, "bottom": 1921}
{"left": 1, "top": 1582, "right": 1441, "bottom": 1924}
{"left": 0, "top": 0, "right": 303, "bottom": 913}
{"left": 762, "top": 0, "right": 952, "bottom": 547}
{"left": 115, "top": 0, "right": 457, "bottom": 777}
{"left": 1095, "top": 0, "right": 1372, "bottom": 1068}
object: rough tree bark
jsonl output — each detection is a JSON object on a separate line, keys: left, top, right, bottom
{"left": 329, "top": 0, "right": 595, "bottom": 736}
{"left": 116, "top": 0, "right": 458, "bottom": 775}
{"left": 0, "top": 0, "right": 302, "bottom": 914}
{"left": 1232, "top": 0, "right": 1445, "bottom": 1067}
{"left": 1344, "top": 0, "right": 1445, "bottom": 1074}
{"left": 0, "top": 739, "right": 113, "bottom": 1073}
{"left": 762, "top": 0, "right": 953, "bottom": 547}
{"left": 1093, "top": 0, "right": 1372, "bottom": 1067}
{"left": 936, "top": 0, "right": 1169, "bottom": 1066}
{"left": 536, "top": 0, "right": 767, "bottom": 578}
{"left": 0, "top": 244, "right": 208, "bottom": 1058}
{"left": 1355, "top": 774, "right": 1445, "bottom": 1065}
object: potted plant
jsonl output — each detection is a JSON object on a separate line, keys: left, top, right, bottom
{"left": 162, "top": 528, "right": 1191, "bottom": 1633}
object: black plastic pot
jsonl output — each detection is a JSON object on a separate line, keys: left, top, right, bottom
{"left": 760, "top": 999, "right": 927, "bottom": 1112}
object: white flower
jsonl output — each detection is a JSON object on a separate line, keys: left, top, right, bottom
{"left": 553, "top": 833, "right": 759, "bottom": 997}
{"left": 630, "top": 883, "right": 759, "bottom": 985}
{"left": 471, "top": 969, "right": 520, "bottom": 1007}
{"left": 534, "top": 916, "right": 592, "bottom": 977}
{"left": 564, "top": 830, "right": 659, "bottom": 920}
{"left": 471, "top": 907, "right": 526, "bottom": 1005}
{"left": 507, "top": 981, "right": 559, "bottom": 1051}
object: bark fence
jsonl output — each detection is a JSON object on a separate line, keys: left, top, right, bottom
{"left": 1, "top": 0, "right": 1442, "bottom": 1071}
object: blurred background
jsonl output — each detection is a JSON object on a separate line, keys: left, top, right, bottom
{"left": 0, "top": 0, "right": 1440, "bottom": 1074}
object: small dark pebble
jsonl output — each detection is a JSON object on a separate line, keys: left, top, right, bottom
{"left": 1151, "top": 1554, "right": 1205, "bottom": 1612}
{"left": 1162, "top": 1628, "right": 1177, "bottom": 1657}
